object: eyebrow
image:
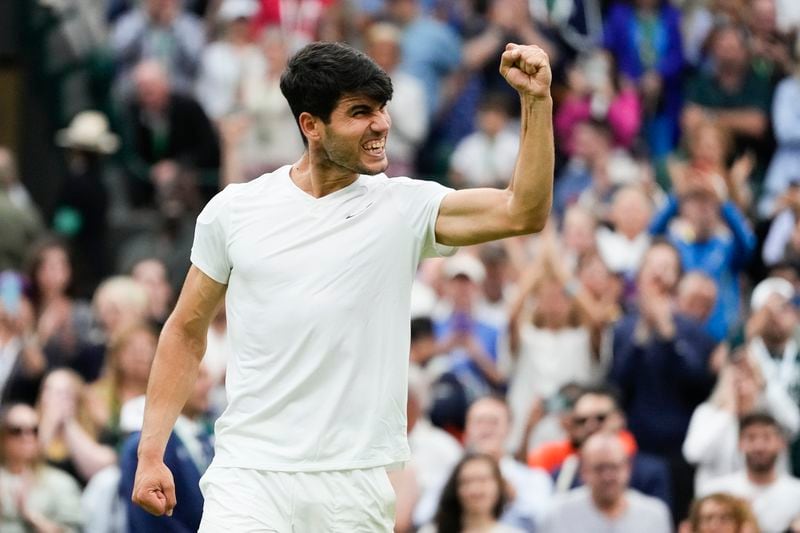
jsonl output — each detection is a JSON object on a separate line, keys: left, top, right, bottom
{"left": 347, "top": 104, "right": 374, "bottom": 114}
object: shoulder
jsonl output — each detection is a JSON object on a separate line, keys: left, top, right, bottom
{"left": 38, "top": 465, "right": 81, "bottom": 490}
{"left": 197, "top": 172, "right": 275, "bottom": 222}
{"left": 628, "top": 489, "right": 670, "bottom": 515}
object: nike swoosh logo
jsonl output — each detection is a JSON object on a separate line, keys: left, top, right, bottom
{"left": 345, "top": 202, "right": 374, "bottom": 220}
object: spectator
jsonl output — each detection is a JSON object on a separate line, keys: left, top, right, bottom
{"left": 595, "top": 186, "right": 653, "bottom": 277}
{"left": 23, "top": 237, "right": 96, "bottom": 381}
{"left": 434, "top": 254, "right": 504, "bottom": 406}
{"left": 110, "top": 0, "right": 205, "bottom": 94}
{"left": 555, "top": 51, "right": 642, "bottom": 155}
{"left": 528, "top": 385, "right": 672, "bottom": 506}
{"left": 419, "top": 453, "right": 524, "bottom": 533}
{"left": 130, "top": 256, "right": 174, "bottom": 329}
{"left": 681, "top": 492, "right": 759, "bottom": 533}
{"left": 539, "top": 432, "right": 672, "bottom": 533}
{"left": 448, "top": 94, "right": 520, "bottom": 190}
{"left": 675, "top": 271, "right": 719, "bottom": 338}
{"left": 0, "top": 403, "right": 83, "bottom": 532}
{"left": 700, "top": 413, "right": 800, "bottom": 533}
{"left": 650, "top": 174, "right": 756, "bottom": 341}
{"left": 53, "top": 111, "right": 120, "bottom": 297}
{"left": 364, "top": 22, "right": 429, "bottom": 178}
{"left": 460, "top": 396, "right": 553, "bottom": 532}
{"left": 194, "top": 0, "right": 264, "bottom": 121}
{"left": 36, "top": 368, "right": 117, "bottom": 484}
{"left": 682, "top": 23, "right": 772, "bottom": 172}
{"left": 746, "top": 0, "right": 795, "bottom": 85}
{"left": 387, "top": 0, "right": 462, "bottom": 117}
{"left": 760, "top": 64, "right": 800, "bottom": 219}
{"left": 603, "top": 0, "right": 685, "bottom": 158}
{"left": 86, "top": 321, "right": 157, "bottom": 447}
{"left": 120, "top": 60, "right": 220, "bottom": 208}
{"left": 0, "top": 275, "right": 46, "bottom": 405}
{"left": 683, "top": 347, "right": 800, "bottom": 494}
{"left": 0, "top": 147, "right": 44, "bottom": 272}
{"left": 610, "top": 241, "right": 718, "bottom": 518}
{"left": 119, "top": 364, "right": 214, "bottom": 532}
{"left": 529, "top": 0, "right": 604, "bottom": 60}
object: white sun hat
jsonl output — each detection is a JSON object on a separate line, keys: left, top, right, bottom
{"left": 55, "top": 110, "right": 120, "bottom": 154}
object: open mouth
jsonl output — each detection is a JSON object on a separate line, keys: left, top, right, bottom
{"left": 361, "top": 138, "right": 386, "bottom": 157}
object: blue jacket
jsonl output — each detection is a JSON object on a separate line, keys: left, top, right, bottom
{"left": 650, "top": 195, "right": 756, "bottom": 340}
{"left": 119, "top": 431, "right": 206, "bottom": 533}
{"left": 610, "top": 312, "right": 717, "bottom": 456}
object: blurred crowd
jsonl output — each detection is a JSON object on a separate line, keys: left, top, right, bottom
{"left": 5, "top": 0, "right": 800, "bottom": 531}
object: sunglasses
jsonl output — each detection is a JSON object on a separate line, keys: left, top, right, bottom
{"left": 573, "top": 412, "right": 611, "bottom": 426}
{"left": 5, "top": 425, "right": 38, "bottom": 437}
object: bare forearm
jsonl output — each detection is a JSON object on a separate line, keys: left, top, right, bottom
{"left": 714, "top": 109, "right": 767, "bottom": 138}
{"left": 63, "top": 420, "right": 117, "bottom": 481}
{"left": 508, "top": 96, "right": 554, "bottom": 231}
{"left": 138, "top": 320, "right": 205, "bottom": 461}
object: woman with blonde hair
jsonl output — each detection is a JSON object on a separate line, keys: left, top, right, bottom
{"left": 86, "top": 322, "right": 157, "bottom": 446}
{"left": 681, "top": 492, "right": 759, "bottom": 533}
{"left": 683, "top": 347, "right": 800, "bottom": 493}
{"left": 0, "top": 403, "right": 83, "bottom": 532}
{"left": 36, "top": 368, "right": 116, "bottom": 483}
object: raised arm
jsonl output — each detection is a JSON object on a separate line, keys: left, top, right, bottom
{"left": 132, "top": 266, "right": 226, "bottom": 516}
{"left": 435, "top": 44, "right": 554, "bottom": 246}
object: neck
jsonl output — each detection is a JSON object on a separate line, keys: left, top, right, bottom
{"left": 747, "top": 468, "right": 777, "bottom": 486}
{"left": 462, "top": 512, "right": 497, "bottom": 531}
{"left": 763, "top": 337, "right": 788, "bottom": 353}
{"left": 291, "top": 154, "right": 359, "bottom": 198}
{"left": 593, "top": 492, "right": 627, "bottom": 519}
{"left": 4, "top": 460, "right": 30, "bottom": 475}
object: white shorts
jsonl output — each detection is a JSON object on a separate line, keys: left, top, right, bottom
{"left": 197, "top": 465, "right": 396, "bottom": 532}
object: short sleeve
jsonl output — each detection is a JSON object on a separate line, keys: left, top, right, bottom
{"left": 190, "top": 186, "right": 236, "bottom": 284}
{"left": 387, "top": 177, "right": 458, "bottom": 259}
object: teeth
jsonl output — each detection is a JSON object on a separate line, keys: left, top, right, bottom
{"left": 363, "top": 140, "right": 385, "bottom": 150}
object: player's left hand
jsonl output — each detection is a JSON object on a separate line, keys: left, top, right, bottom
{"left": 499, "top": 43, "right": 552, "bottom": 100}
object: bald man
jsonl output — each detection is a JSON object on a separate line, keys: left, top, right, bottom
{"left": 540, "top": 433, "right": 671, "bottom": 533}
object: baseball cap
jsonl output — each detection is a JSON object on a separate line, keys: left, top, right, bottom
{"left": 444, "top": 254, "right": 486, "bottom": 284}
{"left": 750, "top": 276, "right": 795, "bottom": 311}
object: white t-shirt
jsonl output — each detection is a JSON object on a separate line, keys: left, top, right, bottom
{"left": 191, "top": 165, "right": 455, "bottom": 472}
{"left": 700, "top": 471, "right": 800, "bottom": 533}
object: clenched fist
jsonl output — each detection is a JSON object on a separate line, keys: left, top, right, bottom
{"left": 499, "top": 44, "right": 552, "bottom": 100}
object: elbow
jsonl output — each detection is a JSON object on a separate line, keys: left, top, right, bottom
{"left": 511, "top": 211, "right": 549, "bottom": 235}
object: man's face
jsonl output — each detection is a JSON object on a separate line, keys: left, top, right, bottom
{"left": 638, "top": 245, "right": 680, "bottom": 294}
{"left": 682, "top": 194, "right": 718, "bottom": 241}
{"left": 569, "top": 394, "right": 620, "bottom": 447}
{"left": 581, "top": 440, "right": 631, "bottom": 507}
{"left": 712, "top": 29, "right": 749, "bottom": 72}
{"left": 740, "top": 423, "right": 784, "bottom": 475}
{"left": 761, "top": 295, "right": 797, "bottom": 344}
{"left": 465, "top": 398, "right": 510, "bottom": 456}
{"left": 677, "top": 277, "right": 717, "bottom": 322}
{"left": 317, "top": 94, "right": 391, "bottom": 176}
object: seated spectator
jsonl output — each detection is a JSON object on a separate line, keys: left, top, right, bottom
{"left": 119, "top": 364, "right": 215, "bottom": 532}
{"left": 610, "top": 241, "right": 718, "bottom": 518}
{"left": 746, "top": 0, "right": 795, "bottom": 84}
{"left": 650, "top": 175, "right": 756, "bottom": 341}
{"left": 0, "top": 147, "right": 44, "bottom": 272}
{"left": 0, "top": 274, "right": 47, "bottom": 405}
{"left": 419, "top": 453, "right": 524, "bottom": 533}
{"left": 760, "top": 62, "right": 800, "bottom": 218}
{"left": 761, "top": 179, "right": 800, "bottom": 265}
{"left": 110, "top": 0, "right": 205, "bottom": 94}
{"left": 36, "top": 368, "right": 117, "bottom": 484}
{"left": 553, "top": 119, "right": 639, "bottom": 221}
{"left": 539, "top": 432, "right": 672, "bottom": 533}
{"left": 464, "top": 396, "right": 552, "bottom": 532}
{"left": 596, "top": 186, "right": 653, "bottom": 277}
{"left": 194, "top": 0, "right": 264, "bottom": 121}
{"left": 529, "top": 385, "right": 672, "bottom": 506}
{"left": 682, "top": 23, "right": 772, "bottom": 174}
{"left": 683, "top": 347, "right": 800, "bottom": 494}
{"left": 680, "top": 492, "right": 759, "bottom": 533}
{"left": 700, "top": 413, "right": 800, "bottom": 532}
{"left": 23, "top": 237, "right": 96, "bottom": 381}
{"left": 433, "top": 254, "right": 504, "bottom": 406}
{"left": 0, "top": 403, "right": 83, "bottom": 532}
{"left": 555, "top": 51, "right": 641, "bottom": 155}
{"left": 220, "top": 26, "right": 305, "bottom": 183}
{"left": 130, "top": 256, "right": 174, "bottom": 329}
{"left": 86, "top": 322, "right": 157, "bottom": 447}
{"left": 119, "top": 60, "right": 220, "bottom": 208}
{"left": 670, "top": 120, "right": 754, "bottom": 213}
{"left": 365, "top": 22, "right": 429, "bottom": 178}
{"left": 53, "top": 111, "right": 120, "bottom": 297}
{"left": 603, "top": 0, "right": 684, "bottom": 158}
{"left": 448, "top": 94, "right": 520, "bottom": 189}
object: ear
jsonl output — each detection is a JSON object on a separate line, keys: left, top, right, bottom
{"left": 298, "top": 112, "right": 322, "bottom": 143}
